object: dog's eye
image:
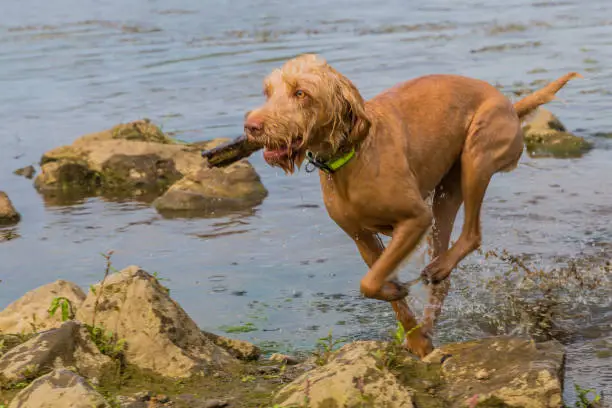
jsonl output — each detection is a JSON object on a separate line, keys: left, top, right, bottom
{"left": 294, "top": 90, "right": 306, "bottom": 99}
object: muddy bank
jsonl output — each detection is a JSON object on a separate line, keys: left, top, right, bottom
{"left": 0, "top": 261, "right": 585, "bottom": 407}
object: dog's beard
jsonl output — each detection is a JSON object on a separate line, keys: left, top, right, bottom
{"left": 262, "top": 120, "right": 313, "bottom": 174}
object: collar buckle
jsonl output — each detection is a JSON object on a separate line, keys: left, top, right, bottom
{"left": 305, "top": 151, "right": 334, "bottom": 174}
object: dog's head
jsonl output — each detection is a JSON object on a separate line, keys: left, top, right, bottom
{"left": 244, "top": 54, "right": 370, "bottom": 173}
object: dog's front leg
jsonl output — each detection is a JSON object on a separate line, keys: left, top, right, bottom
{"left": 349, "top": 229, "right": 433, "bottom": 358}
{"left": 359, "top": 213, "right": 432, "bottom": 301}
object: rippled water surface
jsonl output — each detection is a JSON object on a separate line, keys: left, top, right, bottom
{"left": 1, "top": 0, "right": 611, "bottom": 402}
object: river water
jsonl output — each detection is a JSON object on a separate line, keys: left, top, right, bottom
{"left": 1, "top": 0, "right": 611, "bottom": 403}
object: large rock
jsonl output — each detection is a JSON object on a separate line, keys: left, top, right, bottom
{"left": 8, "top": 369, "right": 110, "bottom": 408}
{"left": 0, "top": 191, "right": 20, "bottom": 226}
{"left": 523, "top": 108, "right": 592, "bottom": 158}
{"left": 274, "top": 341, "right": 416, "bottom": 408}
{"left": 34, "top": 120, "right": 267, "bottom": 216}
{"left": 0, "top": 280, "right": 86, "bottom": 334}
{"left": 153, "top": 161, "right": 267, "bottom": 216}
{"left": 426, "top": 336, "right": 565, "bottom": 408}
{"left": 0, "top": 321, "right": 114, "bottom": 388}
{"left": 275, "top": 337, "right": 565, "bottom": 408}
{"left": 75, "top": 266, "right": 238, "bottom": 378}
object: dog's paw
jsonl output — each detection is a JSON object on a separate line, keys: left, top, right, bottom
{"left": 421, "top": 258, "right": 451, "bottom": 284}
{"left": 363, "top": 280, "right": 409, "bottom": 301}
{"left": 404, "top": 327, "right": 434, "bottom": 358}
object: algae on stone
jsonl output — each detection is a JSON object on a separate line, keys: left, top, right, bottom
{"left": 523, "top": 108, "right": 592, "bottom": 158}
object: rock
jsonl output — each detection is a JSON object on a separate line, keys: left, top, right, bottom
{"left": 201, "top": 331, "right": 261, "bottom": 361}
{"left": 475, "top": 368, "right": 490, "bottom": 380}
{"left": 269, "top": 353, "right": 300, "bottom": 365}
{"left": 34, "top": 120, "right": 267, "bottom": 216}
{"left": 153, "top": 160, "right": 268, "bottom": 216}
{"left": 426, "top": 336, "right": 565, "bottom": 408}
{"left": 8, "top": 369, "right": 110, "bottom": 408}
{"left": 274, "top": 341, "right": 416, "bottom": 408}
{"left": 0, "top": 191, "right": 20, "bottom": 226}
{"left": 523, "top": 108, "right": 592, "bottom": 158}
{"left": 0, "top": 321, "right": 114, "bottom": 388}
{"left": 13, "top": 165, "right": 36, "bottom": 179}
{"left": 75, "top": 266, "right": 238, "bottom": 378}
{"left": 174, "top": 395, "right": 229, "bottom": 408}
{"left": 0, "top": 333, "right": 30, "bottom": 354}
{"left": 115, "top": 391, "right": 152, "bottom": 408}
{"left": 200, "top": 399, "right": 230, "bottom": 408}
{"left": 0, "top": 280, "right": 86, "bottom": 334}
{"left": 276, "top": 337, "right": 565, "bottom": 408}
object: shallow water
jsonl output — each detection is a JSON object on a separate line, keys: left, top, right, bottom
{"left": 1, "top": 0, "right": 611, "bottom": 403}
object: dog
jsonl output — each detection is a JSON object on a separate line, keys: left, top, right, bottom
{"left": 243, "top": 53, "right": 579, "bottom": 357}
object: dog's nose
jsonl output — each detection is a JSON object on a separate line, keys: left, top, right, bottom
{"left": 244, "top": 116, "right": 264, "bottom": 136}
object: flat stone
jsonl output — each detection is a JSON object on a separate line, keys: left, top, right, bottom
{"left": 8, "top": 369, "right": 110, "bottom": 408}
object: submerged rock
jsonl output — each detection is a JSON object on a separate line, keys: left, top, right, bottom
{"left": 523, "top": 108, "right": 592, "bottom": 158}
{"left": 34, "top": 120, "right": 267, "bottom": 216}
{"left": 8, "top": 369, "right": 110, "bottom": 408}
{"left": 0, "top": 191, "right": 20, "bottom": 226}
{"left": 0, "top": 321, "right": 114, "bottom": 388}
{"left": 13, "top": 165, "right": 36, "bottom": 179}
{"left": 275, "top": 337, "right": 565, "bottom": 408}
{"left": 75, "top": 266, "right": 238, "bottom": 378}
{"left": 0, "top": 280, "right": 86, "bottom": 334}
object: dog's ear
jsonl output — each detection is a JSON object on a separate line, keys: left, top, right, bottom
{"left": 336, "top": 74, "right": 371, "bottom": 144}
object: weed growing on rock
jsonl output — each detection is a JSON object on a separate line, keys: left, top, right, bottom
{"left": 569, "top": 383, "right": 603, "bottom": 408}
{"left": 312, "top": 329, "right": 347, "bottom": 366}
{"left": 48, "top": 296, "right": 75, "bottom": 321}
{"left": 92, "top": 251, "right": 116, "bottom": 328}
{"left": 84, "top": 251, "right": 127, "bottom": 363}
{"left": 87, "top": 326, "right": 126, "bottom": 361}
{"left": 371, "top": 322, "right": 407, "bottom": 371}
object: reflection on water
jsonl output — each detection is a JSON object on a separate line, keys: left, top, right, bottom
{"left": 1, "top": 0, "right": 611, "bottom": 402}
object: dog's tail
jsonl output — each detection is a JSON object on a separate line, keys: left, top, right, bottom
{"left": 513, "top": 72, "right": 582, "bottom": 120}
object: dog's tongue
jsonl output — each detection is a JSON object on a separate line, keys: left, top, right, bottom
{"left": 263, "top": 147, "right": 288, "bottom": 161}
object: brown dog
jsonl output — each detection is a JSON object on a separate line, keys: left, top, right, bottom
{"left": 244, "top": 54, "right": 579, "bottom": 357}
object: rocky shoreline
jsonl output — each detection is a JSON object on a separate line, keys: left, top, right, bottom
{"left": 0, "top": 110, "right": 603, "bottom": 406}
{"left": 0, "top": 263, "right": 568, "bottom": 407}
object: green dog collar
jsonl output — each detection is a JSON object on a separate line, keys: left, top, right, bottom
{"left": 305, "top": 148, "right": 356, "bottom": 173}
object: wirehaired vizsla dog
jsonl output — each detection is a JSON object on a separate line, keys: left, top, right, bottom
{"left": 244, "top": 54, "right": 579, "bottom": 357}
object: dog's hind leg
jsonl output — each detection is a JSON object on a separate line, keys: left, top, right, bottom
{"left": 423, "top": 162, "right": 463, "bottom": 332}
{"left": 421, "top": 101, "right": 522, "bottom": 284}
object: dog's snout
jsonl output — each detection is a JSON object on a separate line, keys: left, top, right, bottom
{"left": 244, "top": 115, "right": 264, "bottom": 136}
